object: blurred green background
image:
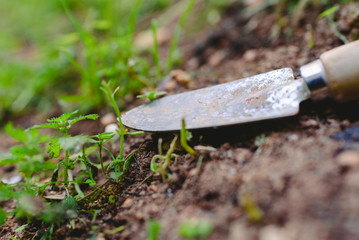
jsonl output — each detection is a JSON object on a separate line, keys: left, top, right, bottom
{"left": 0, "top": 0, "right": 234, "bottom": 122}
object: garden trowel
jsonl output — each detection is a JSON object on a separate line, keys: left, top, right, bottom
{"left": 122, "top": 40, "right": 359, "bottom": 132}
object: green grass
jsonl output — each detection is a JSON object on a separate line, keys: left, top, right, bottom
{"left": 0, "top": 0, "right": 182, "bottom": 120}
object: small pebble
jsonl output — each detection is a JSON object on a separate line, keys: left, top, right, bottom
{"left": 208, "top": 50, "right": 227, "bottom": 67}
{"left": 164, "top": 80, "right": 177, "bottom": 91}
{"left": 301, "top": 119, "right": 319, "bottom": 128}
{"left": 337, "top": 151, "right": 359, "bottom": 169}
{"left": 189, "top": 168, "right": 198, "bottom": 177}
{"left": 170, "top": 69, "right": 192, "bottom": 86}
{"left": 122, "top": 198, "right": 133, "bottom": 208}
{"left": 243, "top": 49, "right": 257, "bottom": 62}
{"left": 100, "top": 113, "right": 116, "bottom": 126}
{"left": 167, "top": 188, "right": 174, "bottom": 198}
{"left": 149, "top": 184, "right": 158, "bottom": 193}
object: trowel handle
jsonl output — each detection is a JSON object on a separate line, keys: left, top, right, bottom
{"left": 300, "top": 40, "right": 359, "bottom": 102}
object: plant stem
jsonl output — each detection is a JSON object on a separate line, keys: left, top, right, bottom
{"left": 180, "top": 119, "right": 196, "bottom": 156}
{"left": 98, "top": 142, "right": 105, "bottom": 176}
{"left": 82, "top": 146, "right": 94, "bottom": 182}
{"left": 64, "top": 150, "right": 70, "bottom": 186}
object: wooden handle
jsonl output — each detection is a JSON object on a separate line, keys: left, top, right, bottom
{"left": 320, "top": 40, "right": 359, "bottom": 102}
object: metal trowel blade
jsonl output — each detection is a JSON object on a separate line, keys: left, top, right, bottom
{"left": 122, "top": 68, "right": 311, "bottom": 132}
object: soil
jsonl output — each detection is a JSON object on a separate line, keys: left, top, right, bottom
{"left": 1, "top": 2, "right": 359, "bottom": 240}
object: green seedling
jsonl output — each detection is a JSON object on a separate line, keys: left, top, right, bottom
{"left": 0, "top": 122, "right": 55, "bottom": 184}
{"left": 180, "top": 119, "right": 197, "bottom": 157}
{"left": 15, "top": 224, "right": 28, "bottom": 232}
{"left": 147, "top": 220, "right": 161, "bottom": 240}
{"left": 137, "top": 91, "right": 167, "bottom": 102}
{"left": 241, "top": 193, "right": 263, "bottom": 223}
{"left": 178, "top": 218, "right": 213, "bottom": 239}
{"left": 108, "top": 225, "right": 125, "bottom": 234}
{"left": 319, "top": 5, "right": 348, "bottom": 44}
{"left": 31, "top": 110, "right": 98, "bottom": 187}
{"left": 101, "top": 82, "right": 143, "bottom": 181}
{"left": 151, "top": 136, "right": 178, "bottom": 182}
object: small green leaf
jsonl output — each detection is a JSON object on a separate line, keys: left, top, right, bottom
{"left": 319, "top": 6, "right": 339, "bottom": 18}
{"left": 15, "top": 224, "right": 28, "bottom": 232}
{"left": 108, "top": 195, "right": 116, "bottom": 203}
{"left": 108, "top": 225, "right": 125, "bottom": 234}
{"left": 0, "top": 208, "right": 6, "bottom": 226}
{"left": 178, "top": 219, "right": 213, "bottom": 239}
{"left": 62, "top": 195, "right": 79, "bottom": 210}
{"left": 147, "top": 220, "right": 161, "bottom": 240}
{"left": 48, "top": 110, "right": 78, "bottom": 123}
{"left": 110, "top": 172, "right": 123, "bottom": 180}
{"left": 0, "top": 158, "right": 19, "bottom": 166}
{"left": 85, "top": 179, "right": 96, "bottom": 186}
{"left": 126, "top": 131, "right": 144, "bottom": 136}
{"left": 96, "top": 132, "right": 116, "bottom": 141}
{"left": 68, "top": 114, "right": 99, "bottom": 127}
{"left": 47, "top": 138, "right": 61, "bottom": 158}
{"left": 137, "top": 91, "right": 167, "bottom": 102}
{"left": 5, "top": 122, "right": 27, "bottom": 142}
{"left": 30, "top": 123, "right": 58, "bottom": 131}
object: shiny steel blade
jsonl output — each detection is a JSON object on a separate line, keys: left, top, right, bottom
{"left": 122, "top": 68, "right": 311, "bottom": 132}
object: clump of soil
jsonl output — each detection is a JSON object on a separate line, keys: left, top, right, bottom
{"left": 2, "top": 2, "right": 359, "bottom": 240}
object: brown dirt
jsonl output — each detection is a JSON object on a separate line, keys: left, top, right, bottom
{"left": 2, "top": 2, "right": 359, "bottom": 240}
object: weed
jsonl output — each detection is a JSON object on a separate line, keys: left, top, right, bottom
{"left": 108, "top": 225, "right": 125, "bottom": 235}
{"left": 147, "top": 220, "right": 162, "bottom": 240}
{"left": 151, "top": 136, "right": 178, "bottom": 182}
{"left": 31, "top": 110, "right": 98, "bottom": 187}
{"left": 101, "top": 82, "right": 143, "bottom": 180}
{"left": 177, "top": 218, "right": 213, "bottom": 239}
{"left": 137, "top": 91, "right": 167, "bottom": 102}
{"left": 0, "top": 122, "right": 55, "bottom": 184}
{"left": 319, "top": 5, "right": 348, "bottom": 44}
{"left": 180, "top": 119, "right": 197, "bottom": 157}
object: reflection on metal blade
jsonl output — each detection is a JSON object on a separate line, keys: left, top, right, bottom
{"left": 122, "top": 68, "right": 311, "bottom": 132}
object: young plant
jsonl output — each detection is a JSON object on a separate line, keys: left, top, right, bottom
{"left": 150, "top": 136, "right": 178, "bottom": 182}
{"left": 177, "top": 218, "right": 213, "bottom": 239}
{"left": 319, "top": 5, "right": 348, "bottom": 44}
{"left": 31, "top": 110, "right": 98, "bottom": 187}
{"left": 180, "top": 119, "right": 197, "bottom": 157}
{"left": 101, "top": 82, "right": 143, "bottom": 181}
{"left": 0, "top": 122, "right": 55, "bottom": 184}
{"left": 137, "top": 90, "right": 167, "bottom": 102}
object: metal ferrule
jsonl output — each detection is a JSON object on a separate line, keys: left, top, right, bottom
{"left": 300, "top": 59, "right": 328, "bottom": 94}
